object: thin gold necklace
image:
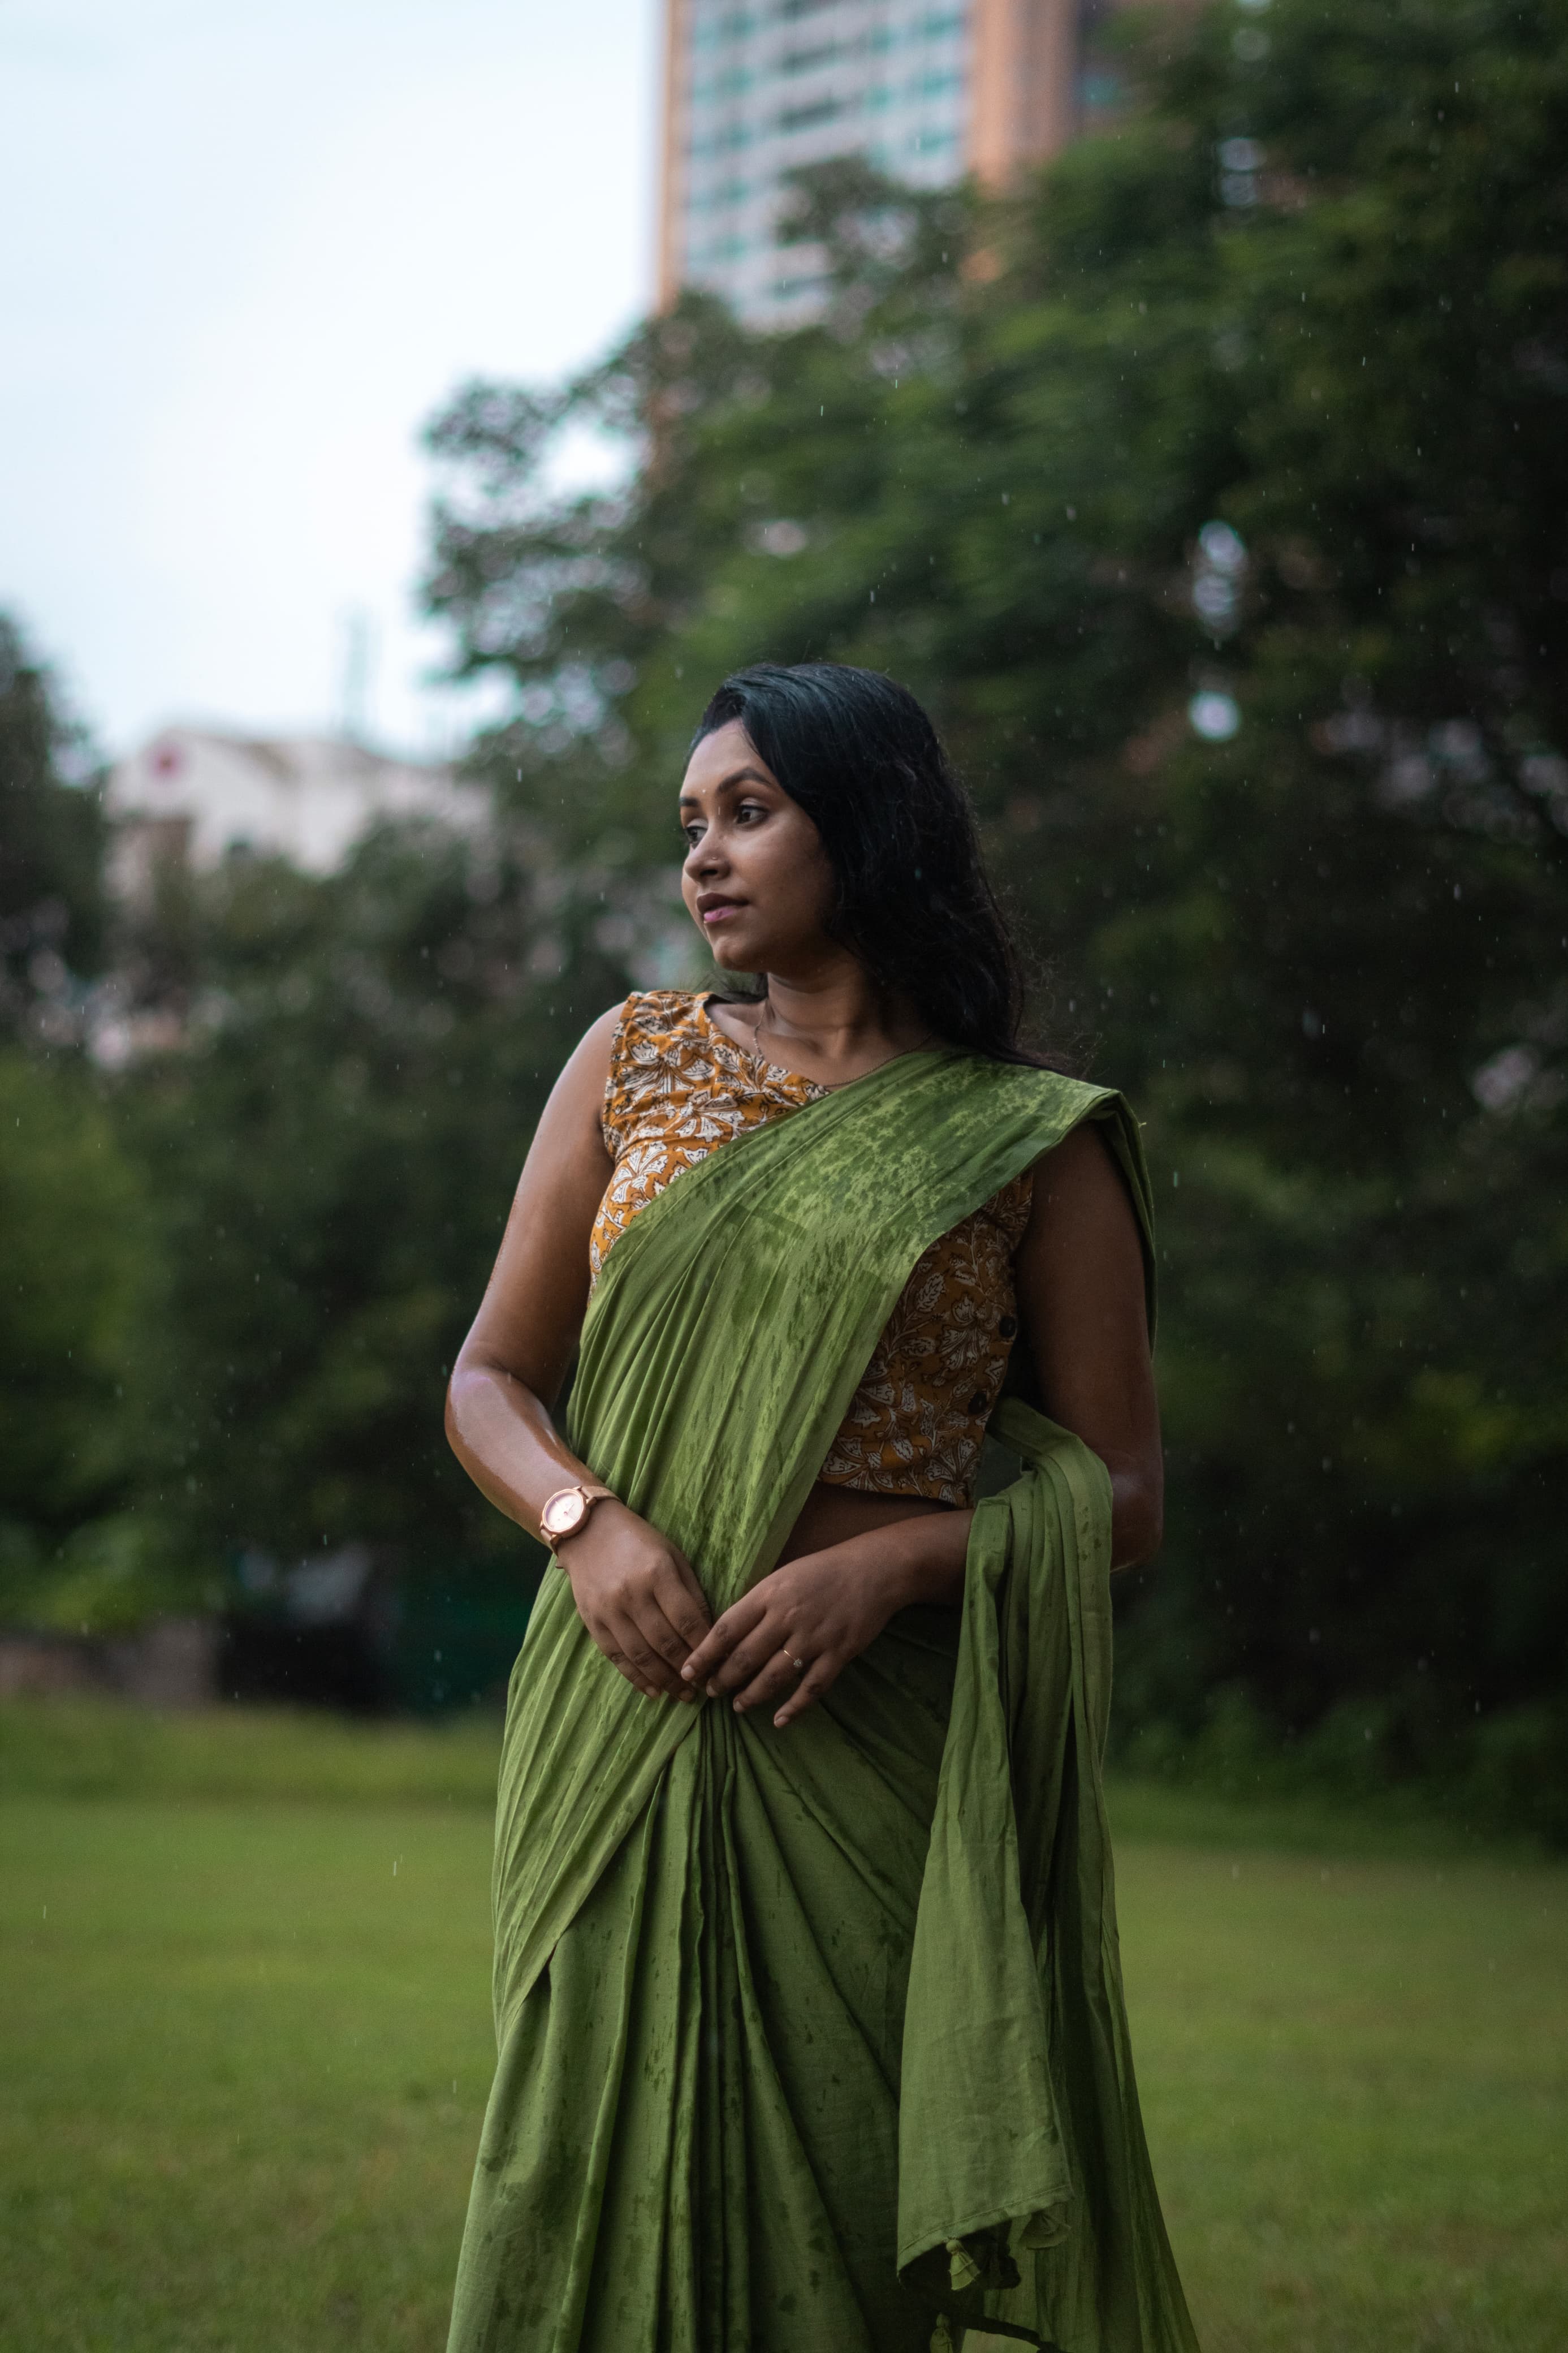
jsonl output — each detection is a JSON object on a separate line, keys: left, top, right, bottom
{"left": 754, "top": 999, "right": 935, "bottom": 1089}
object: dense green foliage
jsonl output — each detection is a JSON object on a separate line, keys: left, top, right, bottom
{"left": 2, "top": 723, "right": 572, "bottom": 1630}
{"left": 2, "top": 0, "right": 1563, "bottom": 1824}
{"left": 119, "top": 831, "right": 595, "bottom": 1568}
{"left": 0, "top": 615, "right": 105, "bottom": 1038}
{"left": 0, "top": 631, "right": 149, "bottom": 1632}
{"left": 424, "top": 0, "right": 1568, "bottom": 1824}
{"left": 0, "top": 1053, "right": 156, "bottom": 1628}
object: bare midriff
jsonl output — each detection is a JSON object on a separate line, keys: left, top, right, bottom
{"left": 776, "top": 1479, "right": 953, "bottom": 1566}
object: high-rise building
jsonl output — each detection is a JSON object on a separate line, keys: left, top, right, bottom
{"left": 658, "top": 0, "right": 1124, "bottom": 330}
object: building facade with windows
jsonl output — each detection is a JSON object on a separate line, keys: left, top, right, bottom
{"left": 658, "top": 0, "right": 1121, "bottom": 329}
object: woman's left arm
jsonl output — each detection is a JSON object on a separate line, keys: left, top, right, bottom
{"left": 681, "top": 1119, "right": 1161, "bottom": 1726}
{"left": 1013, "top": 1119, "right": 1163, "bottom": 1570}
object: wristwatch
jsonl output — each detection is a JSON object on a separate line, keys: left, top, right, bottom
{"left": 539, "top": 1483, "right": 614, "bottom": 1549}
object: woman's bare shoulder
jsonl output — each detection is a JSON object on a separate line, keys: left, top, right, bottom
{"left": 527, "top": 1001, "right": 630, "bottom": 1163}
{"left": 1031, "top": 1116, "right": 1121, "bottom": 1199}
{"left": 571, "top": 1000, "right": 630, "bottom": 1087}
{"left": 1022, "top": 1115, "right": 1144, "bottom": 1270}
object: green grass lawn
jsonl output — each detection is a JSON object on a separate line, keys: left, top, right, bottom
{"left": 2, "top": 1703, "right": 1564, "bottom": 2352}
{"left": 1115, "top": 1846, "right": 1567, "bottom": 2352}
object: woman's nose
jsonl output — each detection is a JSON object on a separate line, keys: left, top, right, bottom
{"left": 684, "top": 832, "right": 725, "bottom": 877}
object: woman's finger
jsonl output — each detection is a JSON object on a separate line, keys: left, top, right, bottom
{"left": 607, "top": 1610, "right": 694, "bottom": 1699}
{"left": 681, "top": 1594, "right": 764, "bottom": 1686}
{"left": 771, "top": 1654, "right": 841, "bottom": 1729}
{"left": 651, "top": 1559, "right": 714, "bottom": 1654}
{"left": 606, "top": 1647, "right": 669, "bottom": 1700}
{"left": 601, "top": 1644, "right": 664, "bottom": 1701}
{"left": 732, "top": 1642, "right": 823, "bottom": 1717}
{"left": 665, "top": 1549, "right": 714, "bottom": 1635}
{"left": 706, "top": 1616, "right": 796, "bottom": 1697}
{"left": 628, "top": 1591, "right": 708, "bottom": 1681}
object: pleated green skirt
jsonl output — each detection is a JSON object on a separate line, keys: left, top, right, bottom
{"left": 448, "top": 1610, "right": 961, "bottom": 2351}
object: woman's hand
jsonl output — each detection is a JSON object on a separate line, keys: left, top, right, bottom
{"left": 558, "top": 1502, "right": 713, "bottom": 1701}
{"left": 681, "top": 1521, "right": 965, "bottom": 1730}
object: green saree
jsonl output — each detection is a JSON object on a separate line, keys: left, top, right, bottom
{"left": 447, "top": 1050, "right": 1199, "bottom": 2353}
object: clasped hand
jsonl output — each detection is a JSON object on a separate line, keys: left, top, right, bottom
{"left": 558, "top": 1503, "right": 916, "bottom": 1729}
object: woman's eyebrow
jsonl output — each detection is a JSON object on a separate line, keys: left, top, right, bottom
{"left": 679, "top": 768, "right": 774, "bottom": 808}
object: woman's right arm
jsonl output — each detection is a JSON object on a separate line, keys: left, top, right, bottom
{"left": 444, "top": 1006, "right": 711, "bottom": 1701}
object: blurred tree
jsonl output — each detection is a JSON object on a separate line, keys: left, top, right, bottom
{"left": 0, "top": 1052, "right": 161, "bottom": 1630}
{"left": 118, "top": 819, "right": 643, "bottom": 1573}
{"left": 0, "top": 613, "right": 106, "bottom": 1042}
{"left": 421, "top": 0, "right": 1568, "bottom": 1825}
{"left": 0, "top": 618, "right": 164, "bottom": 1634}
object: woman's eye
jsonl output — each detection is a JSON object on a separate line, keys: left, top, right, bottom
{"left": 736, "top": 801, "right": 767, "bottom": 824}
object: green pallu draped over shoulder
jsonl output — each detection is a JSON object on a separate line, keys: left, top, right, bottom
{"left": 448, "top": 1049, "right": 1199, "bottom": 2353}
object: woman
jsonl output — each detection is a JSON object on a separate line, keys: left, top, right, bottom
{"left": 444, "top": 663, "right": 1198, "bottom": 2353}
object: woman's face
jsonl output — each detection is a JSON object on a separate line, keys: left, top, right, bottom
{"left": 679, "top": 719, "right": 836, "bottom": 974}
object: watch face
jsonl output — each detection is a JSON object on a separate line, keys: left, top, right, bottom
{"left": 543, "top": 1488, "right": 586, "bottom": 1540}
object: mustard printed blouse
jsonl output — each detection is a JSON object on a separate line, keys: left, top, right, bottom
{"left": 590, "top": 990, "right": 1032, "bottom": 1505}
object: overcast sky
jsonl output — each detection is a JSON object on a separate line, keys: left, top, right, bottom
{"left": 1, "top": 0, "right": 655, "bottom": 760}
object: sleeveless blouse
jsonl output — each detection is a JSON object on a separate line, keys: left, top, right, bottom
{"left": 590, "top": 990, "right": 1033, "bottom": 1505}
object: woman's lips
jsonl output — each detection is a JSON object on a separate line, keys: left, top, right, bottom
{"left": 701, "top": 901, "right": 744, "bottom": 925}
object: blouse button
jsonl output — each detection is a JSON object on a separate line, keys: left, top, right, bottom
{"left": 967, "top": 1389, "right": 988, "bottom": 1417}
{"left": 997, "top": 1314, "right": 1018, "bottom": 1339}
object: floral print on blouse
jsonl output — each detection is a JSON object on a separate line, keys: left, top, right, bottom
{"left": 590, "top": 991, "right": 1033, "bottom": 1506}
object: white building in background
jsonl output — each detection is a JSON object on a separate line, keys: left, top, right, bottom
{"left": 106, "top": 726, "right": 480, "bottom": 902}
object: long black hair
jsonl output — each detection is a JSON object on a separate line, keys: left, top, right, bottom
{"left": 692, "top": 661, "right": 1048, "bottom": 1066}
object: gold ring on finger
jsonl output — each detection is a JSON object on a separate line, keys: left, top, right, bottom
{"left": 790, "top": 1656, "right": 806, "bottom": 1674}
